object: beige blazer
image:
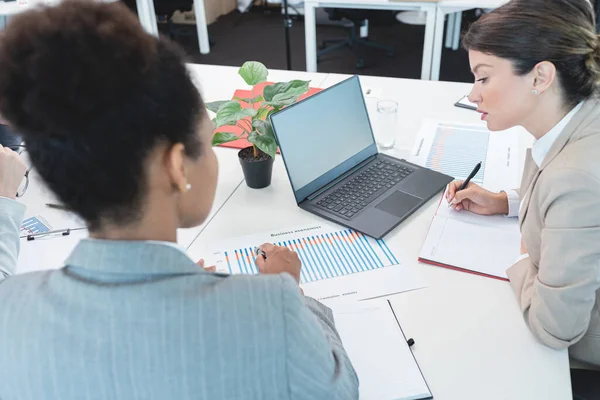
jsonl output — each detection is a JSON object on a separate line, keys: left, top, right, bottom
{"left": 507, "top": 98, "right": 600, "bottom": 367}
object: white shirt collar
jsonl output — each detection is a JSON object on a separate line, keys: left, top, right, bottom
{"left": 531, "top": 102, "right": 583, "bottom": 167}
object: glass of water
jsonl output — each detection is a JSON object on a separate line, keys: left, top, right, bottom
{"left": 375, "top": 100, "right": 398, "bottom": 150}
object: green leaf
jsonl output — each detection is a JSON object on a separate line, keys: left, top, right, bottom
{"left": 264, "top": 97, "right": 301, "bottom": 108}
{"left": 214, "top": 101, "right": 257, "bottom": 128}
{"left": 212, "top": 132, "right": 240, "bottom": 146}
{"left": 238, "top": 62, "right": 268, "bottom": 86}
{"left": 205, "top": 100, "right": 229, "bottom": 114}
{"left": 252, "top": 120, "right": 275, "bottom": 139}
{"left": 255, "top": 106, "right": 271, "bottom": 121}
{"left": 247, "top": 131, "right": 277, "bottom": 159}
{"left": 263, "top": 80, "right": 310, "bottom": 102}
{"left": 233, "top": 95, "right": 264, "bottom": 104}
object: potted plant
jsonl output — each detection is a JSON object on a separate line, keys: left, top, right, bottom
{"left": 206, "top": 61, "right": 310, "bottom": 189}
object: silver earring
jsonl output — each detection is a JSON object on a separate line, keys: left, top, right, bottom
{"left": 185, "top": 183, "right": 192, "bottom": 191}
{"left": 532, "top": 89, "right": 539, "bottom": 95}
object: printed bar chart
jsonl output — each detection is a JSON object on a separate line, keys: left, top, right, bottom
{"left": 20, "top": 216, "right": 51, "bottom": 236}
{"left": 209, "top": 226, "right": 399, "bottom": 284}
{"left": 425, "top": 123, "right": 489, "bottom": 184}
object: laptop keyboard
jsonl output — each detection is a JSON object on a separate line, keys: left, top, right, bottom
{"left": 316, "top": 159, "right": 414, "bottom": 219}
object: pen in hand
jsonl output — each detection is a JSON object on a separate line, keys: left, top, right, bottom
{"left": 254, "top": 246, "right": 267, "bottom": 260}
{"left": 448, "top": 161, "right": 482, "bottom": 207}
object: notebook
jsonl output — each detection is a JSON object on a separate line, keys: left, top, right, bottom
{"left": 418, "top": 191, "right": 521, "bottom": 281}
{"left": 334, "top": 300, "right": 432, "bottom": 400}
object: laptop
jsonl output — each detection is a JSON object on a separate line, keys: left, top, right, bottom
{"left": 269, "top": 76, "right": 453, "bottom": 239}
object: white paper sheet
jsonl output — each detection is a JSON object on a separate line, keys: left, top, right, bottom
{"left": 198, "top": 223, "right": 426, "bottom": 301}
{"left": 419, "top": 192, "right": 520, "bottom": 279}
{"left": 302, "top": 264, "right": 426, "bottom": 305}
{"left": 410, "top": 120, "right": 524, "bottom": 191}
{"left": 334, "top": 300, "right": 432, "bottom": 400}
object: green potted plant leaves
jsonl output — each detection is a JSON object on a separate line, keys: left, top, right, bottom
{"left": 206, "top": 61, "right": 310, "bottom": 189}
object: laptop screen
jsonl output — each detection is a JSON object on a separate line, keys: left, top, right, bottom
{"left": 270, "top": 76, "right": 378, "bottom": 203}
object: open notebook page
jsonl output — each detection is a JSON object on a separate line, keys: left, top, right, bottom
{"left": 419, "top": 192, "right": 520, "bottom": 279}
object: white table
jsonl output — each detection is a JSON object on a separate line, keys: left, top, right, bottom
{"left": 304, "top": 0, "right": 438, "bottom": 80}
{"left": 15, "top": 64, "right": 571, "bottom": 399}
{"left": 187, "top": 68, "right": 571, "bottom": 399}
{"left": 431, "top": 0, "right": 508, "bottom": 80}
{"left": 135, "top": 0, "right": 211, "bottom": 55}
{"left": 15, "top": 147, "right": 245, "bottom": 273}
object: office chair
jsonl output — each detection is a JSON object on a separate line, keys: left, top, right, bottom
{"left": 122, "top": 0, "right": 215, "bottom": 47}
{"left": 120, "top": 0, "right": 192, "bottom": 16}
{"left": 318, "top": 8, "right": 396, "bottom": 69}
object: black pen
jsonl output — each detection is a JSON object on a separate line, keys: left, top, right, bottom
{"left": 448, "top": 161, "right": 482, "bottom": 207}
{"left": 254, "top": 246, "right": 267, "bottom": 260}
{"left": 46, "top": 203, "right": 69, "bottom": 211}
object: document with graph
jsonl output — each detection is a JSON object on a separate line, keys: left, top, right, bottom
{"left": 410, "top": 120, "right": 524, "bottom": 191}
{"left": 199, "top": 223, "right": 426, "bottom": 302}
{"left": 418, "top": 190, "right": 521, "bottom": 280}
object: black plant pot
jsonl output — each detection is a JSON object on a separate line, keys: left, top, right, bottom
{"left": 238, "top": 146, "right": 274, "bottom": 189}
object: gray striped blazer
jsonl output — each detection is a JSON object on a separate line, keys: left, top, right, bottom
{"left": 0, "top": 197, "right": 359, "bottom": 399}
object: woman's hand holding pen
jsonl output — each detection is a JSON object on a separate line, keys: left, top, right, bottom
{"left": 255, "top": 243, "right": 302, "bottom": 285}
{"left": 446, "top": 181, "right": 509, "bottom": 216}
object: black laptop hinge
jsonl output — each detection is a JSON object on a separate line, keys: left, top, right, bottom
{"left": 307, "top": 155, "right": 377, "bottom": 201}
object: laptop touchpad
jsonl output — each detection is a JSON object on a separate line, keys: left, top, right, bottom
{"left": 375, "top": 191, "right": 422, "bottom": 217}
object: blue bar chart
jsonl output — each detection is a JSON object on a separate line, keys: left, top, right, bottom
{"left": 20, "top": 216, "right": 51, "bottom": 236}
{"left": 426, "top": 123, "right": 488, "bottom": 184}
{"left": 213, "top": 227, "right": 399, "bottom": 284}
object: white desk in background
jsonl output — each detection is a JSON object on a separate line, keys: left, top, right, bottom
{"left": 135, "top": 0, "right": 211, "bottom": 55}
{"left": 0, "top": 0, "right": 117, "bottom": 29}
{"left": 431, "top": 0, "right": 508, "bottom": 80}
{"left": 303, "top": 0, "right": 438, "bottom": 80}
{"left": 0, "top": 0, "right": 210, "bottom": 55}
{"left": 186, "top": 63, "right": 331, "bottom": 101}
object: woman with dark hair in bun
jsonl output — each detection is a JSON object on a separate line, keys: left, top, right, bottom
{"left": 0, "top": 2, "right": 358, "bottom": 399}
{"left": 444, "top": 0, "right": 600, "bottom": 382}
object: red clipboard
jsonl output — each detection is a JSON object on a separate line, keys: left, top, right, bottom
{"left": 417, "top": 193, "right": 509, "bottom": 282}
{"left": 214, "top": 82, "right": 323, "bottom": 151}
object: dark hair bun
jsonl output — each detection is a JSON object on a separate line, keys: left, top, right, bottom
{"left": 587, "top": 35, "right": 600, "bottom": 86}
{"left": 0, "top": 0, "right": 157, "bottom": 139}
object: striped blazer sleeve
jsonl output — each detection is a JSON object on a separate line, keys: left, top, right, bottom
{"left": 280, "top": 274, "right": 359, "bottom": 400}
{"left": 0, "top": 198, "right": 25, "bottom": 282}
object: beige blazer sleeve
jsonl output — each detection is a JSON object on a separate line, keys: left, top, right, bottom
{"left": 507, "top": 166, "right": 600, "bottom": 349}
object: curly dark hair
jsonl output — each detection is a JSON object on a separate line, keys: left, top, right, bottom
{"left": 0, "top": 0, "right": 204, "bottom": 230}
